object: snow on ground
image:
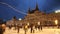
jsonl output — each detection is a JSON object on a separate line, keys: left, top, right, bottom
{"left": 4, "top": 27, "right": 60, "bottom": 34}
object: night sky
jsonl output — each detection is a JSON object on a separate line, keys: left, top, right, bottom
{"left": 0, "top": 0, "right": 60, "bottom": 21}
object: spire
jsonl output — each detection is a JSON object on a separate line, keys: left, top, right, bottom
{"left": 13, "top": 16, "right": 16, "bottom": 19}
{"left": 35, "top": 2, "right": 39, "bottom": 10}
{"left": 28, "top": 8, "right": 31, "bottom": 14}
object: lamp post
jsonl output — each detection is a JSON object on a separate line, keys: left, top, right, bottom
{"left": 55, "top": 20, "right": 58, "bottom": 28}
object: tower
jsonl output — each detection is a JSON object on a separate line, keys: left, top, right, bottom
{"left": 35, "top": 2, "right": 39, "bottom": 11}
{"left": 34, "top": 2, "right": 40, "bottom": 14}
{"left": 28, "top": 8, "right": 31, "bottom": 14}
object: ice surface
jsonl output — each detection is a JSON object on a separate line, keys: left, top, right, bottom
{"left": 4, "top": 27, "right": 60, "bottom": 34}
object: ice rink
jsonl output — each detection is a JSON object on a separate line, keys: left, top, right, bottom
{"left": 4, "top": 27, "right": 60, "bottom": 34}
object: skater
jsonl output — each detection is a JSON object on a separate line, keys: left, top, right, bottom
{"left": 0, "top": 26, "right": 3, "bottom": 34}
{"left": 9, "top": 26, "right": 11, "bottom": 29}
{"left": 2, "top": 24, "right": 6, "bottom": 32}
{"left": 24, "top": 25, "right": 28, "bottom": 34}
{"left": 30, "top": 24, "right": 35, "bottom": 33}
{"left": 30, "top": 24, "right": 33, "bottom": 33}
{"left": 0, "top": 24, "right": 6, "bottom": 34}
{"left": 40, "top": 22, "right": 42, "bottom": 30}
{"left": 40, "top": 24, "right": 42, "bottom": 30}
{"left": 33, "top": 26, "right": 35, "bottom": 33}
{"left": 17, "top": 25, "right": 20, "bottom": 33}
{"left": 38, "top": 25, "right": 40, "bottom": 31}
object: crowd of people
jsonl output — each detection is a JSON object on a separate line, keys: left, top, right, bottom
{"left": 0, "top": 23, "right": 43, "bottom": 34}
{"left": 7, "top": 23, "right": 43, "bottom": 34}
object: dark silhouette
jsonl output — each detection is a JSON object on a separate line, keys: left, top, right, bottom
{"left": 30, "top": 24, "right": 35, "bottom": 33}
{"left": 40, "top": 22, "right": 42, "bottom": 30}
{"left": 8, "top": 26, "right": 12, "bottom": 29}
{"left": 17, "top": 25, "right": 20, "bottom": 33}
{"left": 0, "top": 25, "right": 5, "bottom": 34}
{"left": 40, "top": 25, "right": 42, "bottom": 30}
{"left": 38, "top": 25, "right": 40, "bottom": 31}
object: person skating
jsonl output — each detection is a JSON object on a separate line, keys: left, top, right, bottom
{"left": 38, "top": 25, "right": 40, "bottom": 31}
{"left": 0, "top": 24, "right": 6, "bottom": 34}
{"left": 24, "top": 25, "right": 28, "bottom": 34}
{"left": 40, "top": 25, "right": 42, "bottom": 30}
{"left": 17, "top": 25, "right": 20, "bottom": 33}
{"left": 30, "top": 24, "right": 35, "bottom": 33}
{"left": 0, "top": 26, "right": 3, "bottom": 34}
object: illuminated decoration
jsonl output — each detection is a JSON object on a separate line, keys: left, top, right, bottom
{"left": 19, "top": 18, "right": 22, "bottom": 20}
{"left": 0, "top": 2, "right": 27, "bottom": 15}
{"left": 55, "top": 10, "right": 60, "bottom": 13}
{"left": 55, "top": 20, "right": 58, "bottom": 25}
{"left": 38, "top": 22, "right": 40, "bottom": 25}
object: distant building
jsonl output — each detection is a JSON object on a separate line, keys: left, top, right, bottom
{"left": 22, "top": 3, "right": 60, "bottom": 26}
{"left": 6, "top": 16, "right": 18, "bottom": 26}
{"left": 6, "top": 3, "right": 60, "bottom": 27}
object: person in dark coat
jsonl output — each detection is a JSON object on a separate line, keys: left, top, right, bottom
{"left": 17, "top": 25, "right": 20, "bottom": 33}
{"left": 0, "top": 27, "right": 3, "bottom": 34}
{"left": 30, "top": 24, "right": 35, "bottom": 33}
{"left": 0, "top": 25, "right": 5, "bottom": 34}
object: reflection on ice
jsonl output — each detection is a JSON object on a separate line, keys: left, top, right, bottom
{"left": 55, "top": 32, "right": 59, "bottom": 34}
{"left": 4, "top": 27, "right": 60, "bottom": 34}
{"left": 54, "top": 30, "right": 60, "bottom": 34}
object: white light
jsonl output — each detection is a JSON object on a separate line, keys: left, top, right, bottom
{"left": 55, "top": 10, "right": 60, "bottom": 13}
{"left": 55, "top": 20, "right": 58, "bottom": 25}
{"left": 19, "top": 18, "right": 22, "bottom": 20}
{"left": 38, "top": 22, "right": 40, "bottom": 25}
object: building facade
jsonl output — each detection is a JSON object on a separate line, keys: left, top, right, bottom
{"left": 6, "top": 4, "right": 60, "bottom": 27}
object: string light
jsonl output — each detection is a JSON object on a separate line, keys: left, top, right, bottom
{"left": 0, "top": 2, "right": 27, "bottom": 15}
